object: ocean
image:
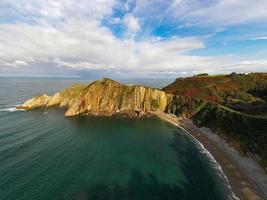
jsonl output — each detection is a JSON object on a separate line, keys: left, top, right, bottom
{"left": 0, "top": 78, "right": 235, "bottom": 200}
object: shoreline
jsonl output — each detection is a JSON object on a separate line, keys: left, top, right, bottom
{"left": 152, "top": 111, "right": 266, "bottom": 200}
{"left": 9, "top": 106, "right": 267, "bottom": 199}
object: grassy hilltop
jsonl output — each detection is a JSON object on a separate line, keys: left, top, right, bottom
{"left": 164, "top": 73, "right": 267, "bottom": 116}
{"left": 164, "top": 73, "right": 267, "bottom": 168}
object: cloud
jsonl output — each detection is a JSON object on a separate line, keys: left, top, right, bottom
{"left": 0, "top": 21, "right": 204, "bottom": 68}
{"left": 132, "top": 0, "right": 267, "bottom": 27}
{"left": 0, "top": 21, "right": 266, "bottom": 77}
{"left": 0, "top": 0, "right": 118, "bottom": 21}
{"left": 0, "top": 21, "right": 206, "bottom": 73}
{"left": 184, "top": 0, "right": 267, "bottom": 26}
{"left": 250, "top": 37, "right": 267, "bottom": 40}
{"left": 0, "top": 0, "right": 266, "bottom": 77}
{"left": 108, "top": 17, "right": 121, "bottom": 24}
{"left": 14, "top": 60, "right": 28, "bottom": 66}
{"left": 54, "top": 58, "right": 113, "bottom": 70}
{"left": 123, "top": 14, "right": 140, "bottom": 38}
{"left": 1, "top": 60, "right": 29, "bottom": 68}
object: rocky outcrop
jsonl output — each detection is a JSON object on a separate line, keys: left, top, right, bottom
{"left": 17, "top": 94, "right": 51, "bottom": 110}
{"left": 18, "top": 78, "right": 173, "bottom": 117}
{"left": 17, "top": 83, "right": 86, "bottom": 110}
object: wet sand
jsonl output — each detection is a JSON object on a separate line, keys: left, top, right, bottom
{"left": 152, "top": 111, "right": 266, "bottom": 200}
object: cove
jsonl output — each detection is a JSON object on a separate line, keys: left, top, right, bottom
{"left": 0, "top": 108, "right": 233, "bottom": 200}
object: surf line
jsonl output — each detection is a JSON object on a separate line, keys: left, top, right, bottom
{"left": 159, "top": 115, "right": 239, "bottom": 200}
{"left": 0, "top": 106, "right": 25, "bottom": 112}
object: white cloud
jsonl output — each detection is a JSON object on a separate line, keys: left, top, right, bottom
{"left": 1, "top": 60, "right": 29, "bottom": 68}
{"left": 123, "top": 14, "right": 140, "bottom": 38}
{"left": 177, "top": 0, "right": 267, "bottom": 26}
{"left": 0, "top": 21, "right": 266, "bottom": 77}
{"left": 132, "top": 0, "right": 267, "bottom": 27}
{"left": 14, "top": 60, "right": 29, "bottom": 66}
{"left": 54, "top": 58, "right": 113, "bottom": 70}
{"left": 0, "top": 21, "right": 207, "bottom": 72}
{"left": 0, "top": 0, "right": 118, "bottom": 22}
{"left": 0, "top": 0, "right": 266, "bottom": 77}
{"left": 250, "top": 37, "right": 267, "bottom": 40}
{"left": 108, "top": 17, "right": 121, "bottom": 24}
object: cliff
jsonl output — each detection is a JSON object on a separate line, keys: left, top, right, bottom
{"left": 17, "top": 77, "right": 267, "bottom": 168}
{"left": 18, "top": 78, "right": 172, "bottom": 117}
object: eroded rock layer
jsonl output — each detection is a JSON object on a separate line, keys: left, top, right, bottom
{"left": 18, "top": 78, "right": 173, "bottom": 117}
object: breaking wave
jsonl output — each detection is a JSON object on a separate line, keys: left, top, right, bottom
{"left": 0, "top": 106, "right": 24, "bottom": 112}
{"left": 164, "top": 118, "right": 239, "bottom": 200}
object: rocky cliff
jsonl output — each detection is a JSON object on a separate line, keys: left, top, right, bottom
{"left": 17, "top": 77, "right": 267, "bottom": 168}
{"left": 18, "top": 78, "right": 173, "bottom": 117}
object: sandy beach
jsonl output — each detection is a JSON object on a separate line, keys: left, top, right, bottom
{"left": 152, "top": 111, "right": 267, "bottom": 200}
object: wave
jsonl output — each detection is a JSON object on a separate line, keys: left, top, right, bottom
{"left": 164, "top": 118, "right": 239, "bottom": 200}
{"left": 194, "top": 139, "right": 239, "bottom": 200}
{"left": 0, "top": 106, "right": 25, "bottom": 112}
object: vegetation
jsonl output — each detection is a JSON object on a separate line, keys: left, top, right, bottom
{"left": 195, "top": 73, "right": 209, "bottom": 77}
{"left": 151, "top": 99, "right": 160, "bottom": 109}
{"left": 248, "top": 87, "right": 267, "bottom": 101}
{"left": 166, "top": 95, "right": 206, "bottom": 117}
{"left": 164, "top": 72, "right": 267, "bottom": 116}
{"left": 192, "top": 103, "right": 267, "bottom": 167}
{"left": 164, "top": 73, "right": 267, "bottom": 168}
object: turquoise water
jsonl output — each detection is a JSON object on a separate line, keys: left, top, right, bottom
{"left": 0, "top": 78, "right": 233, "bottom": 200}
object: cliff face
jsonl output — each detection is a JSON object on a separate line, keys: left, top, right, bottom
{"left": 18, "top": 78, "right": 173, "bottom": 117}
{"left": 166, "top": 95, "right": 207, "bottom": 118}
{"left": 65, "top": 78, "right": 172, "bottom": 116}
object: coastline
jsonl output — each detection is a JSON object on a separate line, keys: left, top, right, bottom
{"left": 152, "top": 111, "right": 267, "bottom": 200}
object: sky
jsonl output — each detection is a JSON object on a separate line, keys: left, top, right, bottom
{"left": 0, "top": 0, "right": 267, "bottom": 78}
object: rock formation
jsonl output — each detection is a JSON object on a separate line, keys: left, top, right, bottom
{"left": 17, "top": 77, "right": 267, "bottom": 168}
{"left": 17, "top": 78, "right": 173, "bottom": 117}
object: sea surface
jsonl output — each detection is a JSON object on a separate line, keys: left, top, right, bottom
{"left": 0, "top": 78, "right": 235, "bottom": 200}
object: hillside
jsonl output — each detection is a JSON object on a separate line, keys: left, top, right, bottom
{"left": 163, "top": 73, "right": 267, "bottom": 168}
{"left": 163, "top": 73, "right": 267, "bottom": 115}
{"left": 192, "top": 103, "right": 267, "bottom": 168}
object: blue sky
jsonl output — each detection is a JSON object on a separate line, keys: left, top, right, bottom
{"left": 0, "top": 0, "right": 267, "bottom": 78}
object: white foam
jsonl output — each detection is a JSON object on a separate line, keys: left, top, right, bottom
{"left": 0, "top": 106, "right": 25, "bottom": 112}
{"left": 164, "top": 118, "right": 239, "bottom": 200}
